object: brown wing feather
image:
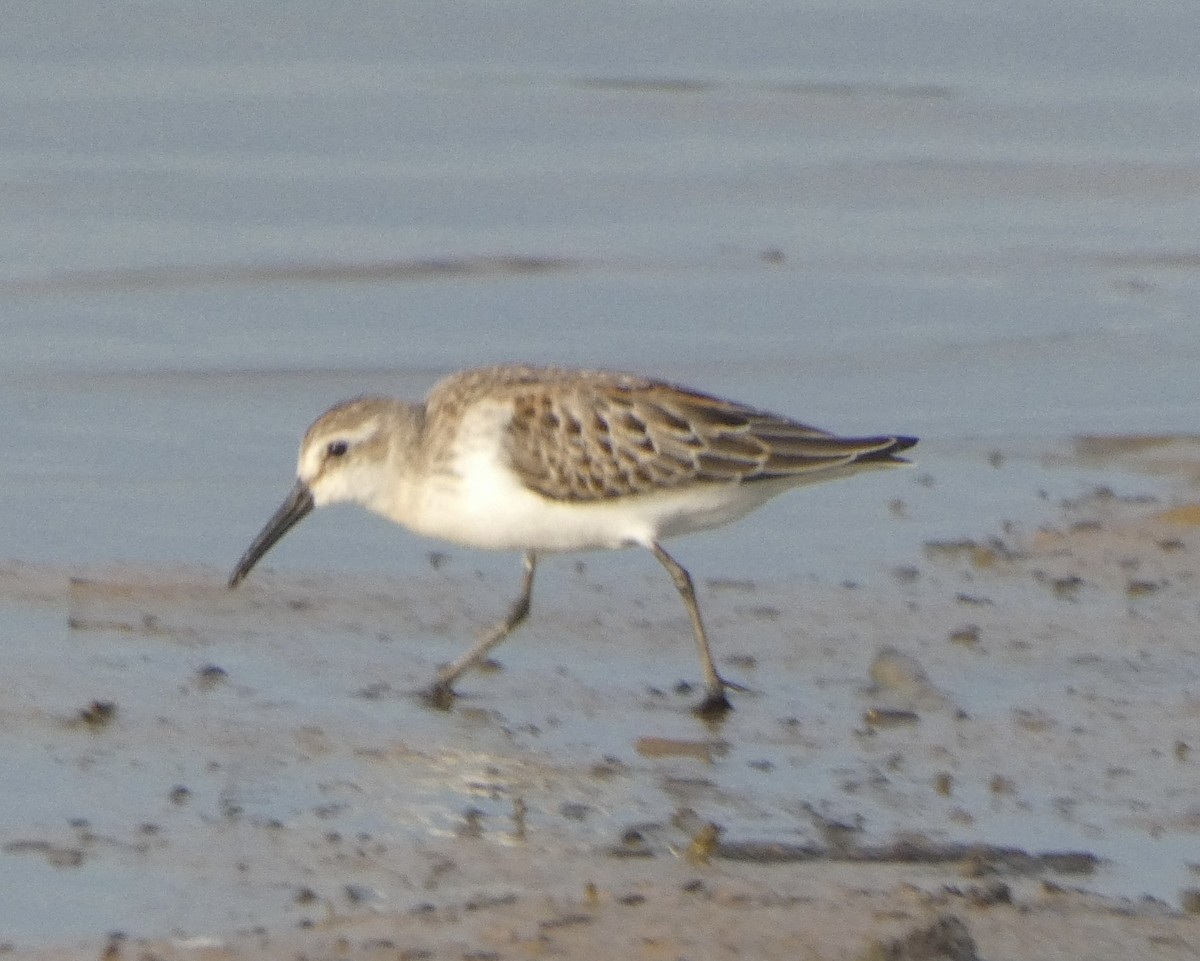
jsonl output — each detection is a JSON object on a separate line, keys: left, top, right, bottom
{"left": 484, "top": 366, "right": 914, "bottom": 503}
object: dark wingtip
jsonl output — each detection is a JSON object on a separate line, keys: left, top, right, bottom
{"left": 884, "top": 435, "right": 919, "bottom": 466}
{"left": 855, "top": 434, "right": 918, "bottom": 465}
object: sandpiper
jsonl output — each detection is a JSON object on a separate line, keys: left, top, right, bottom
{"left": 228, "top": 364, "right": 916, "bottom": 715}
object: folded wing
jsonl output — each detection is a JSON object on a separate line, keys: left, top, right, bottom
{"left": 500, "top": 372, "right": 915, "bottom": 503}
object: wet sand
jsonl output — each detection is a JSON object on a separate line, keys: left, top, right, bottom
{"left": 37, "top": 856, "right": 1194, "bottom": 961}
{"left": 4, "top": 440, "right": 1200, "bottom": 959}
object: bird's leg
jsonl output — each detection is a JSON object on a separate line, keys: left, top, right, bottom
{"left": 650, "top": 542, "right": 745, "bottom": 717}
{"left": 425, "top": 551, "right": 537, "bottom": 709}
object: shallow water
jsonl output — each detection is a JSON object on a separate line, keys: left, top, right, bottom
{"left": 2, "top": 0, "right": 1199, "bottom": 948}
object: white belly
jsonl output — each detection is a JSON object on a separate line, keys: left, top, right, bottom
{"left": 398, "top": 456, "right": 798, "bottom": 553}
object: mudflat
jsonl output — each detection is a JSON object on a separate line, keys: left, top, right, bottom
{"left": 4, "top": 442, "right": 1200, "bottom": 959}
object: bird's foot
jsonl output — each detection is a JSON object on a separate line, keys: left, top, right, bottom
{"left": 692, "top": 687, "right": 734, "bottom": 719}
{"left": 421, "top": 681, "right": 457, "bottom": 711}
{"left": 691, "top": 675, "right": 750, "bottom": 719}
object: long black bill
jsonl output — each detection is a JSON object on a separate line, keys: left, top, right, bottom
{"left": 227, "top": 479, "right": 315, "bottom": 588}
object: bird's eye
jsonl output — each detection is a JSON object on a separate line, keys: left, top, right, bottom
{"left": 326, "top": 440, "right": 349, "bottom": 458}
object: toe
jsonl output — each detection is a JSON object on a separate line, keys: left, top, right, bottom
{"left": 692, "top": 688, "right": 734, "bottom": 718}
{"left": 422, "top": 682, "right": 457, "bottom": 711}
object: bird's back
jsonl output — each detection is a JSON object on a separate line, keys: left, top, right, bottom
{"left": 423, "top": 365, "right": 914, "bottom": 505}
